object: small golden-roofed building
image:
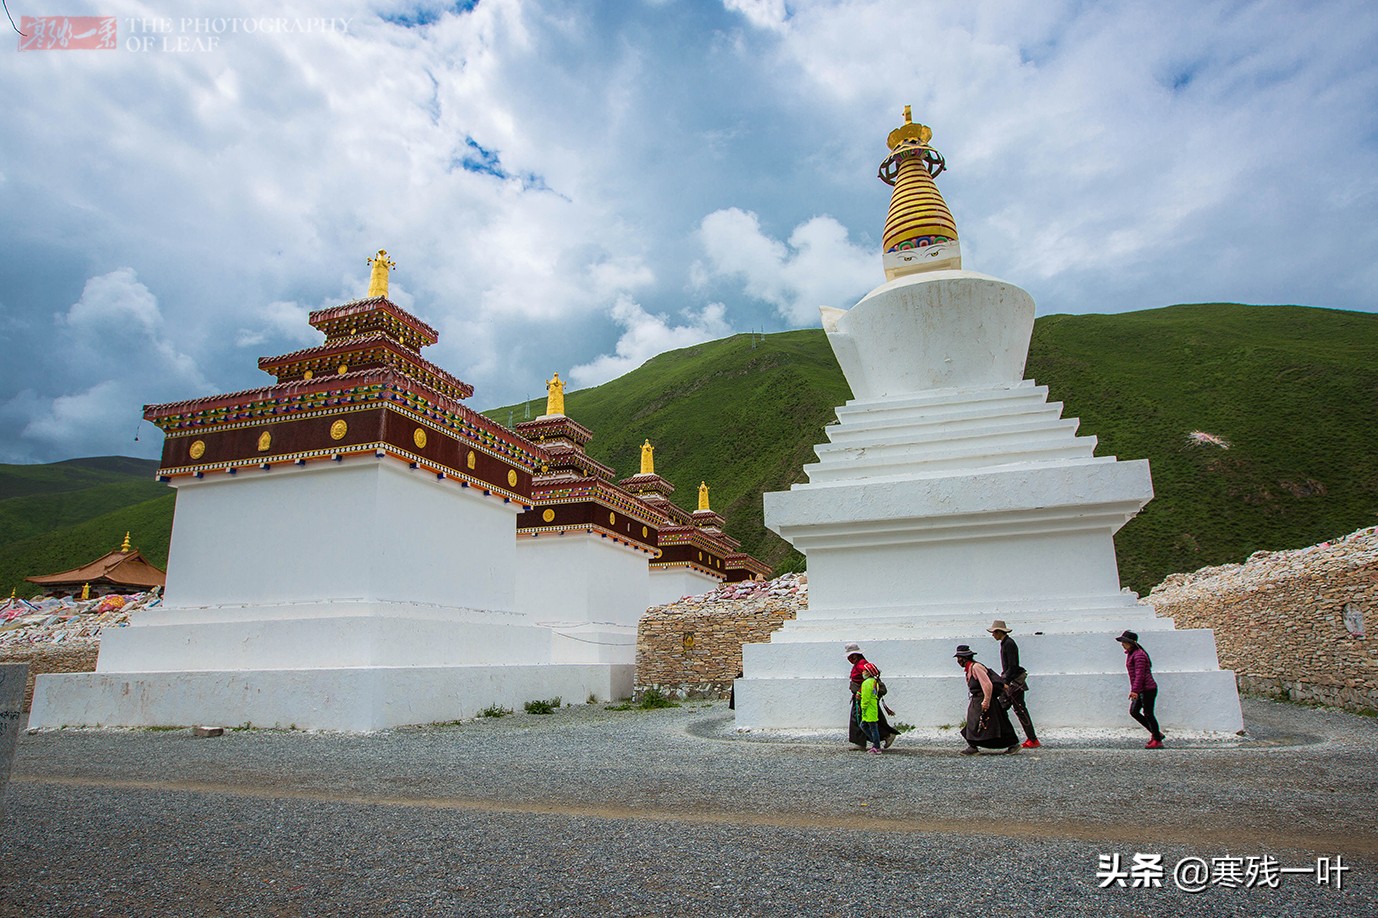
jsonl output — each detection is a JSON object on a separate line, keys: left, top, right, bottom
{"left": 25, "top": 532, "right": 166, "bottom": 597}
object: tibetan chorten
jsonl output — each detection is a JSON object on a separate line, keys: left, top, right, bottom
{"left": 25, "top": 532, "right": 165, "bottom": 597}
{"left": 513, "top": 376, "right": 666, "bottom": 663}
{"left": 736, "top": 110, "right": 1242, "bottom": 735}
{"left": 29, "top": 252, "right": 632, "bottom": 731}
{"left": 620, "top": 443, "right": 734, "bottom": 603}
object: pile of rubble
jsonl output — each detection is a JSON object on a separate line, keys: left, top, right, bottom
{"left": 675, "top": 571, "right": 808, "bottom": 609}
{"left": 0, "top": 589, "right": 161, "bottom": 649}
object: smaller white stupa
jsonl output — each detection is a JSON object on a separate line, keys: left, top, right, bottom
{"left": 734, "top": 109, "right": 1243, "bottom": 733}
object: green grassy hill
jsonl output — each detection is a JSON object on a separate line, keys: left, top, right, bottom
{"left": 3, "top": 303, "right": 1375, "bottom": 597}
{"left": 0, "top": 457, "right": 169, "bottom": 597}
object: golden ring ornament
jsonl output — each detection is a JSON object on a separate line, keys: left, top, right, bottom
{"left": 413, "top": 427, "right": 428, "bottom": 449}
{"left": 188, "top": 439, "right": 206, "bottom": 460}
{"left": 330, "top": 420, "right": 348, "bottom": 440}
{"left": 466, "top": 450, "right": 476, "bottom": 469}
{"left": 609, "top": 512, "right": 616, "bottom": 526}
{"left": 508, "top": 469, "right": 518, "bottom": 487}
{"left": 697, "top": 551, "right": 703, "bottom": 561}
{"left": 542, "top": 509, "right": 555, "bottom": 523}
{"left": 641, "top": 526, "right": 648, "bottom": 538}
{"left": 257, "top": 431, "right": 272, "bottom": 452}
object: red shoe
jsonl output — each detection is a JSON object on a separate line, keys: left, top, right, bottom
{"left": 1145, "top": 738, "right": 1164, "bottom": 749}
{"left": 1021, "top": 739, "right": 1041, "bottom": 749}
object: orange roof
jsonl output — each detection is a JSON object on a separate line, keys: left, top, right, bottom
{"left": 26, "top": 547, "right": 166, "bottom": 590}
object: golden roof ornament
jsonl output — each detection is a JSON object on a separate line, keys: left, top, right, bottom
{"left": 698, "top": 481, "right": 710, "bottom": 512}
{"left": 545, "top": 372, "right": 565, "bottom": 417}
{"left": 121, "top": 531, "right": 131, "bottom": 552}
{"left": 367, "top": 249, "right": 396, "bottom": 298}
{"left": 640, "top": 439, "right": 655, "bottom": 476}
{"left": 878, "top": 106, "right": 961, "bottom": 279}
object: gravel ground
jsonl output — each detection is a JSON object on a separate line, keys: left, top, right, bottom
{"left": 2, "top": 696, "right": 1375, "bottom": 917}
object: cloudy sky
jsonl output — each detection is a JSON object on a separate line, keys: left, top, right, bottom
{"left": 2, "top": 0, "right": 1375, "bottom": 463}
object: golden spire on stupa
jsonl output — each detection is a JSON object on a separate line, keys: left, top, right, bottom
{"left": 367, "top": 249, "right": 396, "bottom": 298}
{"left": 545, "top": 372, "right": 565, "bottom": 417}
{"left": 120, "top": 531, "right": 131, "bottom": 552}
{"left": 878, "top": 106, "right": 961, "bottom": 279}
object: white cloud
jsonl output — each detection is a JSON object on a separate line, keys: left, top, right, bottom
{"left": 2, "top": 1, "right": 1377, "bottom": 459}
{"left": 722, "top": 0, "right": 789, "bottom": 32}
{"left": 3, "top": 269, "right": 212, "bottom": 460}
{"left": 569, "top": 296, "right": 732, "bottom": 388}
{"left": 696, "top": 208, "right": 876, "bottom": 324}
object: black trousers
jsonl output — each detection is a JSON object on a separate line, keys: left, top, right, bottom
{"left": 1007, "top": 688, "right": 1037, "bottom": 741}
{"left": 1130, "top": 688, "right": 1163, "bottom": 740}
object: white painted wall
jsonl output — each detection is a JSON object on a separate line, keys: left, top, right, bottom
{"left": 164, "top": 458, "right": 519, "bottom": 613}
{"left": 515, "top": 533, "right": 650, "bottom": 628}
{"left": 648, "top": 569, "right": 720, "bottom": 607}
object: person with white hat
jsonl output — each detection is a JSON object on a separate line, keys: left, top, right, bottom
{"left": 987, "top": 620, "right": 1040, "bottom": 749}
{"left": 845, "top": 643, "right": 898, "bottom": 750}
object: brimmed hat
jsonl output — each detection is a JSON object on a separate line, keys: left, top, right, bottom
{"left": 1115, "top": 630, "right": 1139, "bottom": 644}
{"left": 953, "top": 644, "right": 977, "bottom": 658}
{"left": 861, "top": 662, "right": 880, "bottom": 678}
{"left": 844, "top": 642, "right": 863, "bottom": 658}
{"left": 987, "top": 620, "right": 1011, "bottom": 635}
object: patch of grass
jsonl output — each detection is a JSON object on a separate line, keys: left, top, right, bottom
{"left": 586, "top": 692, "right": 598, "bottom": 705}
{"left": 635, "top": 689, "right": 679, "bottom": 709}
{"left": 523, "top": 697, "right": 561, "bottom": 715}
{"left": 893, "top": 722, "right": 915, "bottom": 733}
{"left": 142, "top": 725, "right": 182, "bottom": 732}
{"left": 429, "top": 720, "right": 464, "bottom": 728}
{"left": 937, "top": 723, "right": 958, "bottom": 731}
{"left": 479, "top": 704, "right": 513, "bottom": 718}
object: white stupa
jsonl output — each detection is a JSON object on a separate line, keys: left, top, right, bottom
{"left": 733, "top": 109, "right": 1243, "bottom": 733}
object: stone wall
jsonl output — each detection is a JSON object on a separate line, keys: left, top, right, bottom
{"left": 635, "top": 574, "right": 805, "bottom": 699}
{"left": 0, "top": 645, "right": 100, "bottom": 712}
{"left": 1147, "top": 527, "right": 1378, "bottom": 714}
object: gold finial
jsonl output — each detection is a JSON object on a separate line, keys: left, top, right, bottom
{"left": 886, "top": 105, "right": 932, "bottom": 151}
{"left": 367, "top": 249, "right": 396, "bottom": 298}
{"left": 640, "top": 439, "right": 655, "bottom": 476}
{"left": 698, "top": 481, "right": 710, "bottom": 512}
{"left": 120, "top": 531, "right": 131, "bottom": 552}
{"left": 545, "top": 373, "right": 565, "bottom": 417}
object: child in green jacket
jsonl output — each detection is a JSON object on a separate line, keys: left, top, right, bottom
{"left": 859, "top": 664, "right": 883, "bottom": 754}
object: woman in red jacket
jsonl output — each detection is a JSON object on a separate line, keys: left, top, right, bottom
{"left": 1117, "top": 630, "right": 1165, "bottom": 749}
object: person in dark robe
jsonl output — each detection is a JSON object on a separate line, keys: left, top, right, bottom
{"left": 845, "top": 642, "right": 899, "bottom": 750}
{"left": 987, "top": 619, "right": 1040, "bottom": 749}
{"left": 954, "top": 644, "right": 1019, "bottom": 755}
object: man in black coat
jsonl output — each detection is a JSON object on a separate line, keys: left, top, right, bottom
{"left": 988, "top": 620, "right": 1040, "bottom": 749}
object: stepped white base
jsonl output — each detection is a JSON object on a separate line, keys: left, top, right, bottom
{"left": 734, "top": 671, "right": 1242, "bottom": 734}
{"left": 28, "top": 664, "right": 633, "bottom": 732}
{"left": 736, "top": 629, "right": 1242, "bottom": 733}
{"left": 740, "top": 268, "right": 1242, "bottom": 733}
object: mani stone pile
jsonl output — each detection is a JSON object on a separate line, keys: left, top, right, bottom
{"left": 1147, "top": 526, "right": 1378, "bottom": 713}
{"left": 634, "top": 573, "right": 806, "bottom": 699}
{"left": 0, "top": 590, "right": 161, "bottom": 709}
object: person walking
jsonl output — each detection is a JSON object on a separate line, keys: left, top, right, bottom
{"left": 987, "top": 620, "right": 1040, "bottom": 749}
{"left": 1117, "top": 630, "right": 1165, "bottom": 749}
{"left": 858, "top": 663, "right": 885, "bottom": 754}
{"left": 845, "top": 643, "right": 898, "bottom": 750}
{"left": 954, "top": 644, "right": 1019, "bottom": 755}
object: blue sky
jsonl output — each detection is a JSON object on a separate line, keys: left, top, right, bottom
{"left": 2, "top": 0, "right": 1376, "bottom": 462}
